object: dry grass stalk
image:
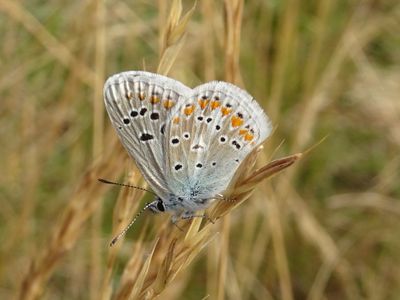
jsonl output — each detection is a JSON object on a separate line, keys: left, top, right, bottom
{"left": 104, "top": 2, "right": 301, "bottom": 298}
{"left": 0, "top": 1, "right": 97, "bottom": 87}
{"left": 107, "top": 147, "right": 299, "bottom": 299}
{"left": 19, "top": 136, "right": 127, "bottom": 300}
{"left": 223, "top": 0, "right": 243, "bottom": 83}
{"left": 157, "top": 0, "right": 196, "bottom": 76}
{"left": 2, "top": 0, "right": 397, "bottom": 299}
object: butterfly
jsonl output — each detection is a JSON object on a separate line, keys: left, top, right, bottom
{"left": 103, "top": 71, "right": 271, "bottom": 238}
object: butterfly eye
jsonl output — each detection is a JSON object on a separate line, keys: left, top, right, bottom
{"left": 156, "top": 201, "right": 165, "bottom": 212}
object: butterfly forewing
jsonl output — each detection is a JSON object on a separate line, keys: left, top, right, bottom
{"left": 164, "top": 81, "right": 272, "bottom": 199}
{"left": 103, "top": 71, "right": 191, "bottom": 199}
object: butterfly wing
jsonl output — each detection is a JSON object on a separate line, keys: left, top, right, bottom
{"left": 164, "top": 81, "right": 272, "bottom": 199}
{"left": 103, "top": 71, "right": 191, "bottom": 199}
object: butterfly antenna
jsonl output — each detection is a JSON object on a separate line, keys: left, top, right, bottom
{"left": 109, "top": 202, "right": 154, "bottom": 247}
{"left": 98, "top": 178, "right": 157, "bottom": 196}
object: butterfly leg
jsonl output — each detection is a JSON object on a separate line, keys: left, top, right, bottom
{"left": 215, "top": 193, "right": 236, "bottom": 203}
{"left": 171, "top": 215, "right": 184, "bottom": 232}
{"left": 181, "top": 211, "right": 215, "bottom": 224}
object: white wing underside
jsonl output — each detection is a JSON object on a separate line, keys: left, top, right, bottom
{"left": 165, "top": 81, "right": 271, "bottom": 199}
{"left": 104, "top": 71, "right": 272, "bottom": 203}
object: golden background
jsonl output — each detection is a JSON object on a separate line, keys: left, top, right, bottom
{"left": 1, "top": 0, "right": 399, "bottom": 299}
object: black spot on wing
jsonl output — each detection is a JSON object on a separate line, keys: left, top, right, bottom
{"left": 139, "top": 133, "right": 154, "bottom": 142}
{"left": 139, "top": 107, "right": 147, "bottom": 116}
{"left": 232, "top": 140, "right": 241, "bottom": 149}
{"left": 150, "top": 112, "right": 159, "bottom": 120}
{"left": 171, "top": 137, "right": 180, "bottom": 145}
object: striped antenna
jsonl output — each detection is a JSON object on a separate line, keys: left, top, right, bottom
{"left": 98, "top": 178, "right": 156, "bottom": 196}
{"left": 98, "top": 178, "right": 156, "bottom": 246}
{"left": 109, "top": 202, "right": 154, "bottom": 247}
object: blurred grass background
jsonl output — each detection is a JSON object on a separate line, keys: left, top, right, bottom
{"left": 1, "top": 0, "right": 399, "bottom": 299}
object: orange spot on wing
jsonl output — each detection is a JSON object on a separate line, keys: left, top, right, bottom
{"left": 239, "top": 129, "right": 248, "bottom": 135}
{"left": 221, "top": 107, "right": 232, "bottom": 116}
{"left": 210, "top": 101, "right": 221, "bottom": 110}
{"left": 184, "top": 105, "right": 195, "bottom": 116}
{"left": 244, "top": 133, "right": 254, "bottom": 141}
{"left": 231, "top": 116, "right": 244, "bottom": 127}
{"left": 173, "top": 117, "right": 180, "bottom": 124}
{"left": 198, "top": 99, "right": 210, "bottom": 109}
{"left": 163, "top": 99, "right": 175, "bottom": 109}
{"left": 150, "top": 95, "right": 160, "bottom": 104}
{"left": 126, "top": 91, "right": 133, "bottom": 100}
{"left": 138, "top": 92, "right": 146, "bottom": 101}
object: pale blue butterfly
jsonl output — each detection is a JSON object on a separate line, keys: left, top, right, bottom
{"left": 103, "top": 71, "right": 271, "bottom": 244}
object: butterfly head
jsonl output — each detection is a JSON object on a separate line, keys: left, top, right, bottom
{"left": 148, "top": 197, "right": 166, "bottom": 213}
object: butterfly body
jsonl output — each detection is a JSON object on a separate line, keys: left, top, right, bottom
{"left": 150, "top": 193, "right": 214, "bottom": 215}
{"left": 104, "top": 71, "right": 271, "bottom": 220}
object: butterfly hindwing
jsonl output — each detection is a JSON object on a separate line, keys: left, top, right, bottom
{"left": 103, "top": 71, "right": 191, "bottom": 199}
{"left": 164, "top": 81, "right": 272, "bottom": 199}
